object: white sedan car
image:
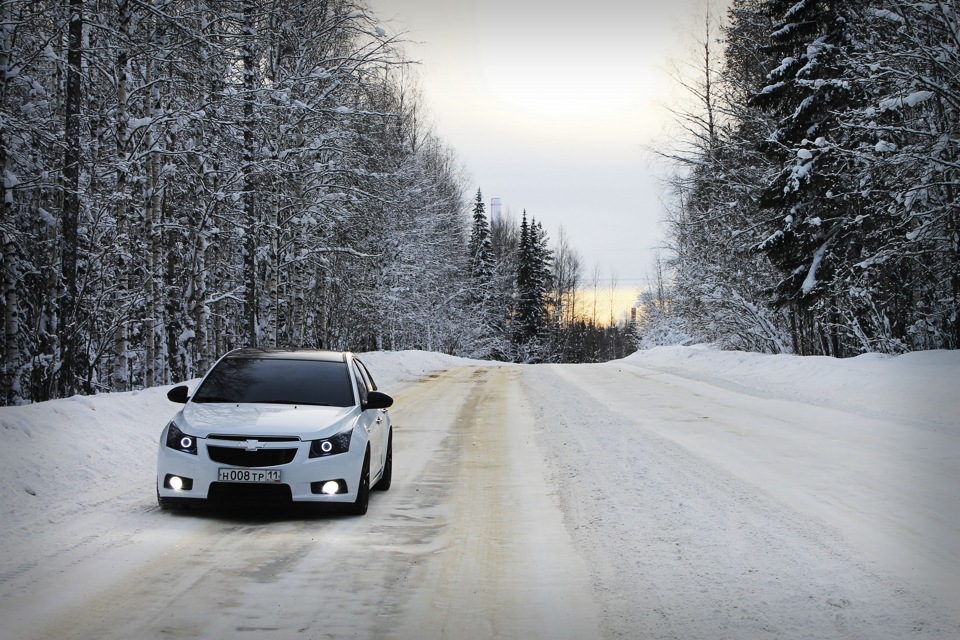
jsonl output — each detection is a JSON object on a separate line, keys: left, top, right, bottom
{"left": 157, "top": 349, "right": 393, "bottom": 515}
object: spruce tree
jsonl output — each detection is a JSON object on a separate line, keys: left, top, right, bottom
{"left": 512, "top": 211, "right": 551, "bottom": 360}
{"left": 660, "top": 0, "right": 959, "bottom": 355}
{"left": 462, "top": 188, "right": 501, "bottom": 359}
{"left": 751, "top": 0, "right": 872, "bottom": 355}
{"left": 513, "top": 211, "right": 536, "bottom": 349}
{"left": 467, "top": 188, "right": 493, "bottom": 284}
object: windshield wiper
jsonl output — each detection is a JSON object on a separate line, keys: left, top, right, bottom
{"left": 192, "top": 395, "right": 236, "bottom": 403}
{"left": 256, "top": 399, "right": 339, "bottom": 407}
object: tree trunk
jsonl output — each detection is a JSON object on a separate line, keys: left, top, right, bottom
{"left": 113, "top": 0, "right": 131, "bottom": 391}
{"left": 59, "top": 0, "right": 84, "bottom": 397}
{"left": 144, "top": 44, "right": 159, "bottom": 388}
{"left": 0, "top": 2, "right": 17, "bottom": 404}
{"left": 242, "top": 0, "right": 258, "bottom": 347}
{"left": 2, "top": 230, "right": 18, "bottom": 404}
{"left": 265, "top": 189, "right": 278, "bottom": 347}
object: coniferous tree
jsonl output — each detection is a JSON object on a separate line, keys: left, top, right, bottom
{"left": 467, "top": 189, "right": 493, "bottom": 284}
{"left": 751, "top": 0, "right": 874, "bottom": 355}
{"left": 659, "top": 0, "right": 959, "bottom": 357}
{"left": 512, "top": 212, "right": 536, "bottom": 352}
{"left": 512, "top": 211, "right": 552, "bottom": 361}
{"left": 485, "top": 208, "right": 519, "bottom": 360}
{"left": 462, "top": 188, "right": 502, "bottom": 359}
{"left": 531, "top": 218, "right": 554, "bottom": 308}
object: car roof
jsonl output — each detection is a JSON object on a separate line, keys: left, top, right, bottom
{"left": 222, "top": 348, "right": 350, "bottom": 363}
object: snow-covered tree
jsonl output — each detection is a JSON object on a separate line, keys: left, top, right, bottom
{"left": 750, "top": 0, "right": 877, "bottom": 355}
{"left": 660, "top": 0, "right": 792, "bottom": 353}
{"left": 833, "top": 0, "right": 960, "bottom": 351}
{"left": 512, "top": 211, "right": 552, "bottom": 360}
{"left": 467, "top": 188, "right": 494, "bottom": 283}
{"left": 660, "top": 0, "right": 958, "bottom": 356}
{"left": 0, "top": 0, "right": 483, "bottom": 404}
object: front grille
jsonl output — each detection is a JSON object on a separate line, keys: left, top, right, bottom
{"left": 208, "top": 482, "right": 292, "bottom": 504}
{"left": 207, "top": 446, "right": 297, "bottom": 467}
{"left": 209, "top": 434, "right": 299, "bottom": 442}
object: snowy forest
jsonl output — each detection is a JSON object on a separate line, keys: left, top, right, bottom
{"left": 0, "top": 0, "right": 635, "bottom": 405}
{"left": 639, "top": 0, "right": 959, "bottom": 356}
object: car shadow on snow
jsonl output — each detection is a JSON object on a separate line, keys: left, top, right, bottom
{"left": 154, "top": 500, "right": 367, "bottom": 522}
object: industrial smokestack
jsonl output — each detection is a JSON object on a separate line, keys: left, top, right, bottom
{"left": 490, "top": 197, "right": 502, "bottom": 225}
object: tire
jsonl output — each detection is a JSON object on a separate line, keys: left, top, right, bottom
{"left": 348, "top": 451, "right": 370, "bottom": 516}
{"left": 157, "top": 481, "right": 193, "bottom": 511}
{"left": 157, "top": 486, "right": 178, "bottom": 511}
{"left": 374, "top": 432, "right": 392, "bottom": 492}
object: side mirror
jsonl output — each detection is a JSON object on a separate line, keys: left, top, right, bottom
{"left": 167, "top": 385, "right": 190, "bottom": 404}
{"left": 364, "top": 390, "right": 393, "bottom": 410}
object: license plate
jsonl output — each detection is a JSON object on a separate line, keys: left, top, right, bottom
{"left": 217, "top": 468, "right": 282, "bottom": 483}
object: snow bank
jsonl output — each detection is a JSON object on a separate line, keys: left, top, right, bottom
{"left": 620, "top": 345, "right": 960, "bottom": 431}
{"left": 3, "top": 346, "right": 955, "bottom": 536}
{"left": 0, "top": 350, "right": 473, "bottom": 561}
{"left": 0, "top": 385, "right": 175, "bottom": 566}
{"left": 1, "top": 346, "right": 956, "bottom": 586}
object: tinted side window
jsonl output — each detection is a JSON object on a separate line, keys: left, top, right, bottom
{"left": 355, "top": 358, "right": 377, "bottom": 390}
{"left": 352, "top": 361, "right": 369, "bottom": 406}
{"left": 192, "top": 358, "right": 353, "bottom": 407}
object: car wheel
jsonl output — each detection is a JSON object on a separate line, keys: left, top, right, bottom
{"left": 157, "top": 486, "right": 177, "bottom": 511}
{"left": 374, "top": 432, "right": 392, "bottom": 491}
{"left": 348, "top": 450, "right": 370, "bottom": 516}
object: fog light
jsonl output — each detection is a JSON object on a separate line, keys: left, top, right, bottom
{"left": 321, "top": 481, "right": 340, "bottom": 495}
{"left": 164, "top": 474, "right": 193, "bottom": 491}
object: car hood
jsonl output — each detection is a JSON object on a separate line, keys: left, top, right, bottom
{"left": 177, "top": 402, "right": 357, "bottom": 440}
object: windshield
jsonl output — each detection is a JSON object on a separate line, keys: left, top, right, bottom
{"left": 192, "top": 358, "right": 354, "bottom": 407}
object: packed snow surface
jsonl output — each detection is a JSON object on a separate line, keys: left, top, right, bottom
{"left": 0, "top": 346, "right": 958, "bottom": 639}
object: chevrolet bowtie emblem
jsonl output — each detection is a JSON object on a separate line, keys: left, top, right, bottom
{"left": 241, "top": 439, "right": 265, "bottom": 451}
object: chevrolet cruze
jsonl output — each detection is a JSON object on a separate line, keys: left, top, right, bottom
{"left": 157, "top": 349, "right": 393, "bottom": 515}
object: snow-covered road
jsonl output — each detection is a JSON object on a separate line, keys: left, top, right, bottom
{"left": 1, "top": 348, "right": 958, "bottom": 639}
{"left": 524, "top": 362, "right": 959, "bottom": 638}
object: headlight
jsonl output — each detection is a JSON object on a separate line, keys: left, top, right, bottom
{"left": 165, "top": 422, "right": 198, "bottom": 455}
{"left": 309, "top": 428, "right": 353, "bottom": 458}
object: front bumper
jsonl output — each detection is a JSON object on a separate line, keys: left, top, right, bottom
{"left": 156, "top": 432, "right": 365, "bottom": 505}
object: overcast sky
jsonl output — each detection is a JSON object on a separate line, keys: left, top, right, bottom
{"left": 367, "top": 0, "right": 711, "bottom": 299}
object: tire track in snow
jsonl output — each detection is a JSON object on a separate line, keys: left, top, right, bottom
{"left": 523, "top": 363, "right": 960, "bottom": 640}
{"left": 391, "top": 365, "right": 601, "bottom": 640}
